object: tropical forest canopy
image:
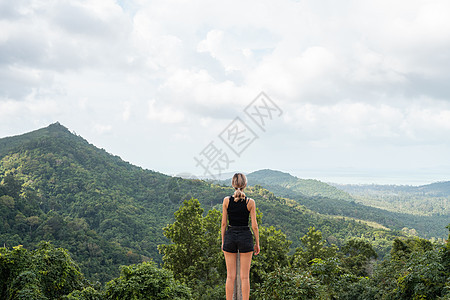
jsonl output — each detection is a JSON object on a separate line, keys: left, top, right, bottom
{"left": 0, "top": 123, "right": 449, "bottom": 299}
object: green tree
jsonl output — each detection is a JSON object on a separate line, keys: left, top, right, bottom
{"left": 159, "top": 198, "right": 205, "bottom": 283}
{"left": 391, "top": 237, "right": 433, "bottom": 260}
{"left": 292, "top": 227, "right": 338, "bottom": 268}
{"left": 104, "top": 261, "right": 191, "bottom": 300}
{"left": 354, "top": 234, "right": 449, "bottom": 300}
{"left": 251, "top": 226, "right": 291, "bottom": 286}
{"left": 65, "top": 286, "right": 103, "bottom": 300}
{"left": 201, "top": 207, "right": 226, "bottom": 296}
{"left": 254, "top": 266, "right": 324, "bottom": 300}
{"left": 442, "top": 224, "right": 450, "bottom": 299}
{"left": 0, "top": 195, "right": 15, "bottom": 209}
{"left": 341, "top": 238, "right": 377, "bottom": 277}
{"left": 395, "top": 249, "right": 447, "bottom": 299}
{"left": 158, "top": 198, "right": 224, "bottom": 298}
{"left": 33, "top": 242, "right": 85, "bottom": 299}
{"left": 310, "top": 257, "right": 343, "bottom": 287}
{"left": 0, "top": 243, "right": 84, "bottom": 299}
{"left": 1, "top": 173, "right": 23, "bottom": 200}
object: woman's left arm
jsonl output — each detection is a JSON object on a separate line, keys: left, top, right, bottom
{"left": 249, "top": 199, "right": 260, "bottom": 255}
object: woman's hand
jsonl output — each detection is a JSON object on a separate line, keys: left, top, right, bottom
{"left": 254, "top": 244, "right": 260, "bottom": 255}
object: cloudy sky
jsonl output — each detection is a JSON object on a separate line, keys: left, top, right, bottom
{"left": 1, "top": 0, "right": 450, "bottom": 184}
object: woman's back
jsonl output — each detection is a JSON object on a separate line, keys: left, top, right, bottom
{"left": 227, "top": 196, "right": 250, "bottom": 226}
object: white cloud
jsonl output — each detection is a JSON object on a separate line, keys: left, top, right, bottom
{"left": 348, "top": 43, "right": 407, "bottom": 85}
{"left": 247, "top": 46, "right": 342, "bottom": 103}
{"left": 147, "top": 99, "right": 185, "bottom": 124}
{"left": 93, "top": 123, "right": 113, "bottom": 134}
{"left": 286, "top": 98, "right": 450, "bottom": 146}
{"left": 0, "top": 97, "right": 61, "bottom": 137}
{"left": 197, "top": 29, "right": 247, "bottom": 72}
{"left": 122, "top": 101, "right": 131, "bottom": 121}
{"left": 2, "top": 0, "right": 450, "bottom": 183}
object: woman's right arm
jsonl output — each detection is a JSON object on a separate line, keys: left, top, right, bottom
{"left": 221, "top": 197, "right": 229, "bottom": 250}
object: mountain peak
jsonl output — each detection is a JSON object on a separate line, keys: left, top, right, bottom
{"left": 0, "top": 122, "right": 77, "bottom": 158}
{"left": 47, "top": 122, "right": 70, "bottom": 133}
{"left": 247, "top": 169, "right": 297, "bottom": 181}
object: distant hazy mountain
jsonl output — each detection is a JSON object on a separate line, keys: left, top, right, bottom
{"left": 245, "top": 169, "right": 449, "bottom": 239}
{"left": 419, "top": 181, "right": 450, "bottom": 196}
{"left": 247, "top": 169, "right": 353, "bottom": 200}
{"left": 335, "top": 181, "right": 450, "bottom": 197}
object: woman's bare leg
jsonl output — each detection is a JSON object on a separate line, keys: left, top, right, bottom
{"left": 223, "top": 251, "right": 237, "bottom": 300}
{"left": 239, "top": 252, "right": 253, "bottom": 300}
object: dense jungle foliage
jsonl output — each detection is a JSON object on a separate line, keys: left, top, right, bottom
{"left": 0, "top": 123, "right": 449, "bottom": 298}
{"left": 1, "top": 199, "right": 449, "bottom": 299}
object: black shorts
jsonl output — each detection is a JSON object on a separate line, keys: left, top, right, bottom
{"left": 223, "top": 226, "right": 254, "bottom": 253}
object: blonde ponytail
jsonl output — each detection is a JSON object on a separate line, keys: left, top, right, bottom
{"left": 232, "top": 173, "right": 247, "bottom": 201}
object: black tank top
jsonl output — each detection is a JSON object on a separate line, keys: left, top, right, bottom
{"left": 227, "top": 196, "right": 250, "bottom": 226}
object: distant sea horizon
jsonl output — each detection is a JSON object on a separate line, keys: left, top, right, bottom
{"left": 288, "top": 168, "right": 450, "bottom": 186}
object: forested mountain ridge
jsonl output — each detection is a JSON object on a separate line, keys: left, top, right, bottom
{"left": 247, "top": 169, "right": 353, "bottom": 200}
{"left": 1, "top": 123, "right": 408, "bottom": 283}
{"left": 0, "top": 123, "right": 220, "bottom": 281}
{"left": 246, "top": 169, "right": 449, "bottom": 239}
